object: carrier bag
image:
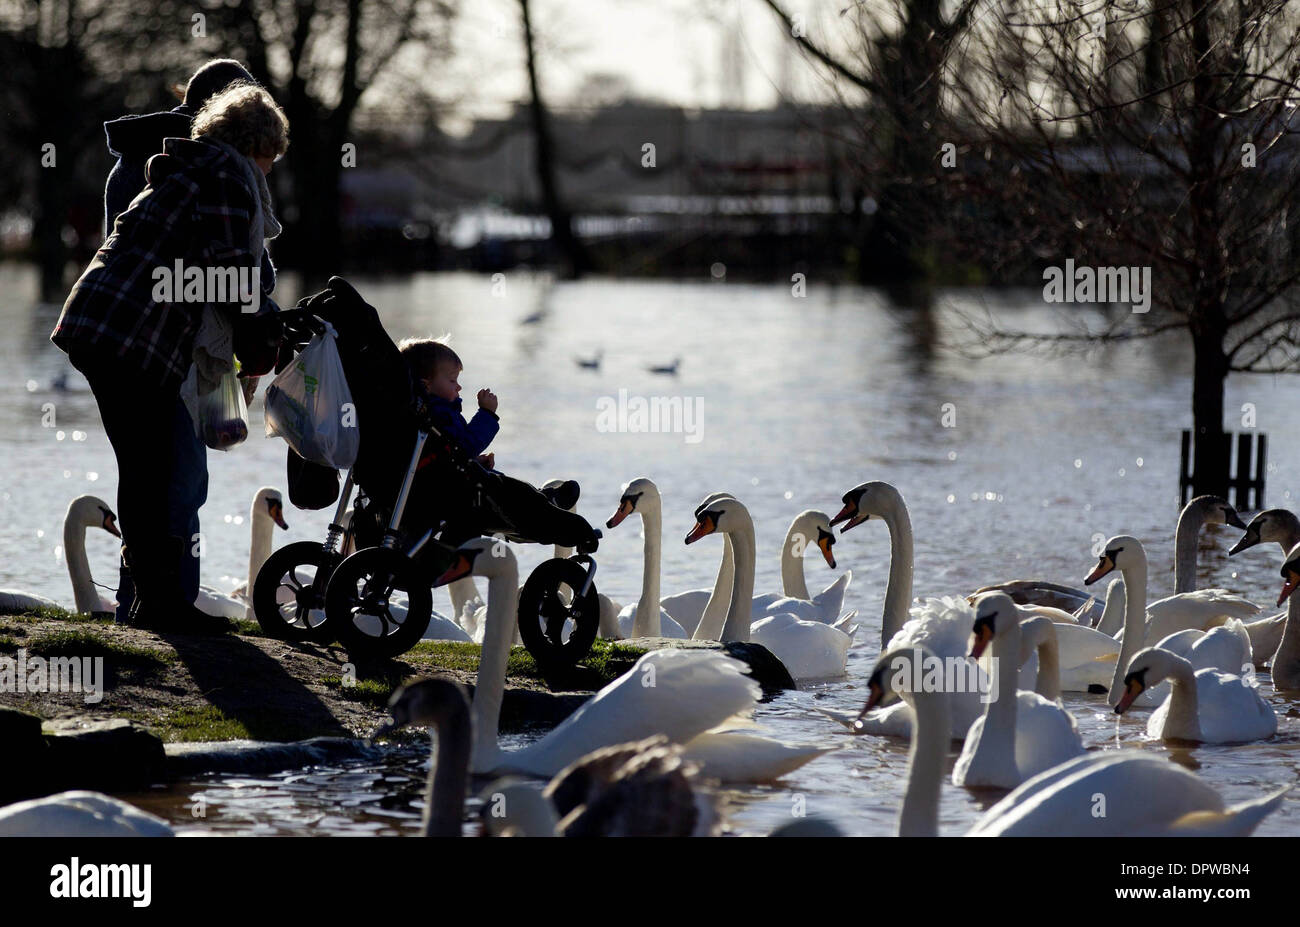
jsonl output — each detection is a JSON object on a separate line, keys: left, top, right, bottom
{"left": 285, "top": 446, "right": 340, "bottom": 510}
{"left": 197, "top": 368, "right": 250, "bottom": 451}
{"left": 264, "top": 321, "right": 359, "bottom": 469}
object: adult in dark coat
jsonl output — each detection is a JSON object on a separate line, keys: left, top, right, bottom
{"left": 100, "top": 59, "right": 279, "bottom": 622}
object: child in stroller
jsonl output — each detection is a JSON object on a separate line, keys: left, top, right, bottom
{"left": 258, "top": 277, "right": 603, "bottom": 663}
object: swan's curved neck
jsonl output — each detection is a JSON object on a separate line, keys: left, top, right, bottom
{"left": 900, "top": 687, "right": 949, "bottom": 838}
{"left": 1096, "top": 581, "right": 1124, "bottom": 637}
{"left": 425, "top": 704, "right": 471, "bottom": 837}
{"left": 633, "top": 502, "right": 663, "bottom": 637}
{"left": 1108, "top": 559, "right": 1149, "bottom": 704}
{"left": 247, "top": 510, "right": 275, "bottom": 595}
{"left": 978, "top": 624, "right": 1021, "bottom": 764}
{"left": 469, "top": 561, "right": 518, "bottom": 771}
{"left": 721, "top": 511, "right": 757, "bottom": 642}
{"left": 64, "top": 516, "right": 99, "bottom": 614}
{"left": 1032, "top": 632, "right": 1061, "bottom": 701}
{"left": 1161, "top": 657, "right": 1202, "bottom": 740}
{"left": 693, "top": 537, "right": 735, "bottom": 641}
{"left": 879, "top": 492, "right": 914, "bottom": 647}
{"left": 1173, "top": 502, "right": 1206, "bottom": 595}
{"left": 781, "top": 513, "right": 817, "bottom": 600}
{"left": 1273, "top": 590, "right": 1300, "bottom": 689}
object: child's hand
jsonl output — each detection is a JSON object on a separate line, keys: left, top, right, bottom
{"left": 477, "top": 453, "right": 495, "bottom": 469}
{"left": 477, "top": 388, "right": 498, "bottom": 414}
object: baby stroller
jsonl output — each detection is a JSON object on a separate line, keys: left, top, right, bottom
{"left": 252, "top": 278, "right": 602, "bottom": 666}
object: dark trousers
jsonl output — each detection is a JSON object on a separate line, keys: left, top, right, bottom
{"left": 70, "top": 352, "right": 192, "bottom": 610}
{"left": 439, "top": 471, "right": 595, "bottom": 549}
{"left": 114, "top": 398, "right": 208, "bottom": 619}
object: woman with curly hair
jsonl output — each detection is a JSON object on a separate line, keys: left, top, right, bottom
{"left": 52, "top": 80, "right": 289, "bottom": 633}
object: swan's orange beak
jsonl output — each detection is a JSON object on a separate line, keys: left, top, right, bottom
{"left": 1114, "top": 678, "right": 1143, "bottom": 714}
{"left": 855, "top": 679, "right": 884, "bottom": 729}
{"left": 102, "top": 514, "right": 122, "bottom": 538}
{"left": 1278, "top": 571, "right": 1300, "bottom": 607}
{"left": 270, "top": 500, "right": 288, "bottom": 530}
{"left": 433, "top": 553, "right": 473, "bottom": 587}
{"left": 685, "top": 520, "right": 713, "bottom": 545}
{"left": 829, "top": 501, "right": 855, "bottom": 528}
{"left": 970, "top": 622, "right": 994, "bottom": 660}
{"left": 817, "top": 533, "right": 836, "bottom": 569}
{"left": 606, "top": 499, "right": 633, "bottom": 529}
{"left": 1084, "top": 555, "right": 1114, "bottom": 585}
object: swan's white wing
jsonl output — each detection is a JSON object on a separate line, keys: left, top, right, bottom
{"left": 812, "top": 570, "right": 852, "bottom": 618}
{"left": 1145, "top": 589, "right": 1262, "bottom": 642}
{"left": 970, "top": 753, "right": 1229, "bottom": 837}
{"left": 0, "top": 790, "right": 174, "bottom": 837}
{"left": 421, "top": 610, "right": 473, "bottom": 643}
{"left": 659, "top": 589, "right": 711, "bottom": 633}
{"left": 751, "top": 613, "right": 851, "bottom": 680}
{"left": 680, "top": 731, "right": 834, "bottom": 784}
{"left": 1149, "top": 670, "right": 1277, "bottom": 744}
{"left": 1012, "top": 692, "right": 1084, "bottom": 780}
{"left": 195, "top": 586, "right": 246, "bottom": 619}
{"left": 1242, "top": 613, "right": 1286, "bottom": 667}
{"left": 0, "top": 590, "right": 65, "bottom": 614}
{"left": 1052, "top": 624, "right": 1121, "bottom": 691}
{"left": 506, "top": 651, "right": 760, "bottom": 777}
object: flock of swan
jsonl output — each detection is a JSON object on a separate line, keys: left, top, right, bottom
{"left": 3, "top": 484, "right": 1299, "bottom": 836}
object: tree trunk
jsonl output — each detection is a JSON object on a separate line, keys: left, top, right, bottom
{"left": 519, "top": 0, "right": 591, "bottom": 278}
{"left": 1190, "top": 331, "right": 1229, "bottom": 497}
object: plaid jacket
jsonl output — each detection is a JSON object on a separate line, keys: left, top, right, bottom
{"left": 51, "top": 137, "right": 275, "bottom": 391}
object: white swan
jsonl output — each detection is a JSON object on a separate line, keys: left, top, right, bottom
{"left": 0, "top": 790, "right": 173, "bottom": 837}
{"left": 1085, "top": 534, "right": 1260, "bottom": 644}
{"left": 0, "top": 495, "right": 121, "bottom": 615}
{"left": 1030, "top": 580, "right": 1125, "bottom": 692}
{"left": 1228, "top": 508, "right": 1300, "bottom": 665}
{"left": 953, "top": 594, "right": 1083, "bottom": 789}
{"left": 433, "top": 538, "right": 833, "bottom": 783}
{"left": 974, "top": 495, "right": 1247, "bottom": 625}
{"left": 828, "top": 481, "right": 915, "bottom": 648}
{"left": 1268, "top": 542, "right": 1300, "bottom": 689}
{"left": 861, "top": 645, "right": 1290, "bottom": 837}
{"left": 1115, "top": 646, "right": 1276, "bottom": 743}
{"left": 195, "top": 486, "right": 289, "bottom": 619}
{"left": 685, "top": 496, "right": 853, "bottom": 680}
{"left": 604, "top": 478, "right": 687, "bottom": 639}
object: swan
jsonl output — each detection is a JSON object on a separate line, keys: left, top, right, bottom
{"left": 828, "top": 481, "right": 915, "bottom": 648}
{"left": 1228, "top": 508, "right": 1300, "bottom": 665}
{"left": 1115, "top": 646, "right": 1277, "bottom": 743}
{"left": 656, "top": 499, "right": 850, "bottom": 632}
{"left": 1269, "top": 542, "right": 1300, "bottom": 689}
{"left": 1085, "top": 534, "right": 1260, "bottom": 650}
{"left": 603, "top": 478, "right": 688, "bottom": 639}
{"left": 0, "top": 790, "right": 174, "bottom": 836}
{"left": 860, "top": 644, "right": 1290, "bottom": 836}
{"left": 0, "top": 495, "right": 121, "bottom": 616}
{"left": 431, "top": 537, "right": 832, "bottom": 783}
{"left": 973, "top": 495, "right": 1247, "bottom": 625}
{"left": 953, "top": 594, "right": 1083, "bottom": 789}
{"left": 194, "top": 487, "right": 290, "bottom": 619}
{"left": 685, "top": 496, "right": 854, "bottom": 679}
{"left": 1028, "top": 580, "right": 1125, "bottom": 692}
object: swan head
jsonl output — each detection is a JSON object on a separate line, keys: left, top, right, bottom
{"left": 970, "top": 592, "right": 1017, "bottom": 659}
{"left": 1114, "top": 647, "right": 1188, "bottom": 713}
{"left": 830, "top": 481, "right": 901, "bottom": 533}
{"left": 68, "top": 495, "right": 122, "bottom": 538}
{"left": 371, "top": 676, "right": 470, "bottom": 742}
{"left": 253, "top": 486, "right": 289, "bottom": 530}
{"left": 1277, "top": 542, "right": 1300, "bottom": 606}
{"left": 856, "top": 643, "right": 937, "bottom": 726}
{"left": 1084, "top": 535, "right": 1143, "bottom": 585}
{"left": 1186, "top": 494, "right": 1247, "bottom": 530}
{"left": 606, "top": 478, "right": 657, "bottom": 529}
{"left": 432, "top": 538, "right": 515, "bottom": 586}
{"left": 685, "top": 496, "right": 746, "bottom": 544}
{"left": 1232, "top": 508, "right": 1300, "bottom": 556}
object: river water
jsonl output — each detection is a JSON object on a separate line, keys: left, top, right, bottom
{"left": 3, "top": 265, "right": 1298, "bottom": 836}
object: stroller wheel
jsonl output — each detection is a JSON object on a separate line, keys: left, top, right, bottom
{"left": 253, "top": 541, "right": 339, "bottom": 642}
{"left": 325, "top": 547, "right": 432, "bottom": 659}
{"left": 517, "top": 557, "right": 600, "bottom": 669}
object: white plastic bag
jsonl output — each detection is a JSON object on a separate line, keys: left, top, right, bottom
{"left": 197, "top": 368, "right": 250, "bottom": 451}
{"left": 264, "top": 321, "right": 359, "bottom": 469}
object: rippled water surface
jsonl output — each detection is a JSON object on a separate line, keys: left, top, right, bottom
{"left": 4, "top": 265, "right": 1300, "bottom": 836}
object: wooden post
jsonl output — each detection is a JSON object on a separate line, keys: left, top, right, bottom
{"left": 1234, "top": 433, "right": 1252, "bottom": 510}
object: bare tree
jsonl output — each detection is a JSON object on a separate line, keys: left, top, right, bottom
{"left": 943, "top": 0, "right": 1300, "bottom": 496}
